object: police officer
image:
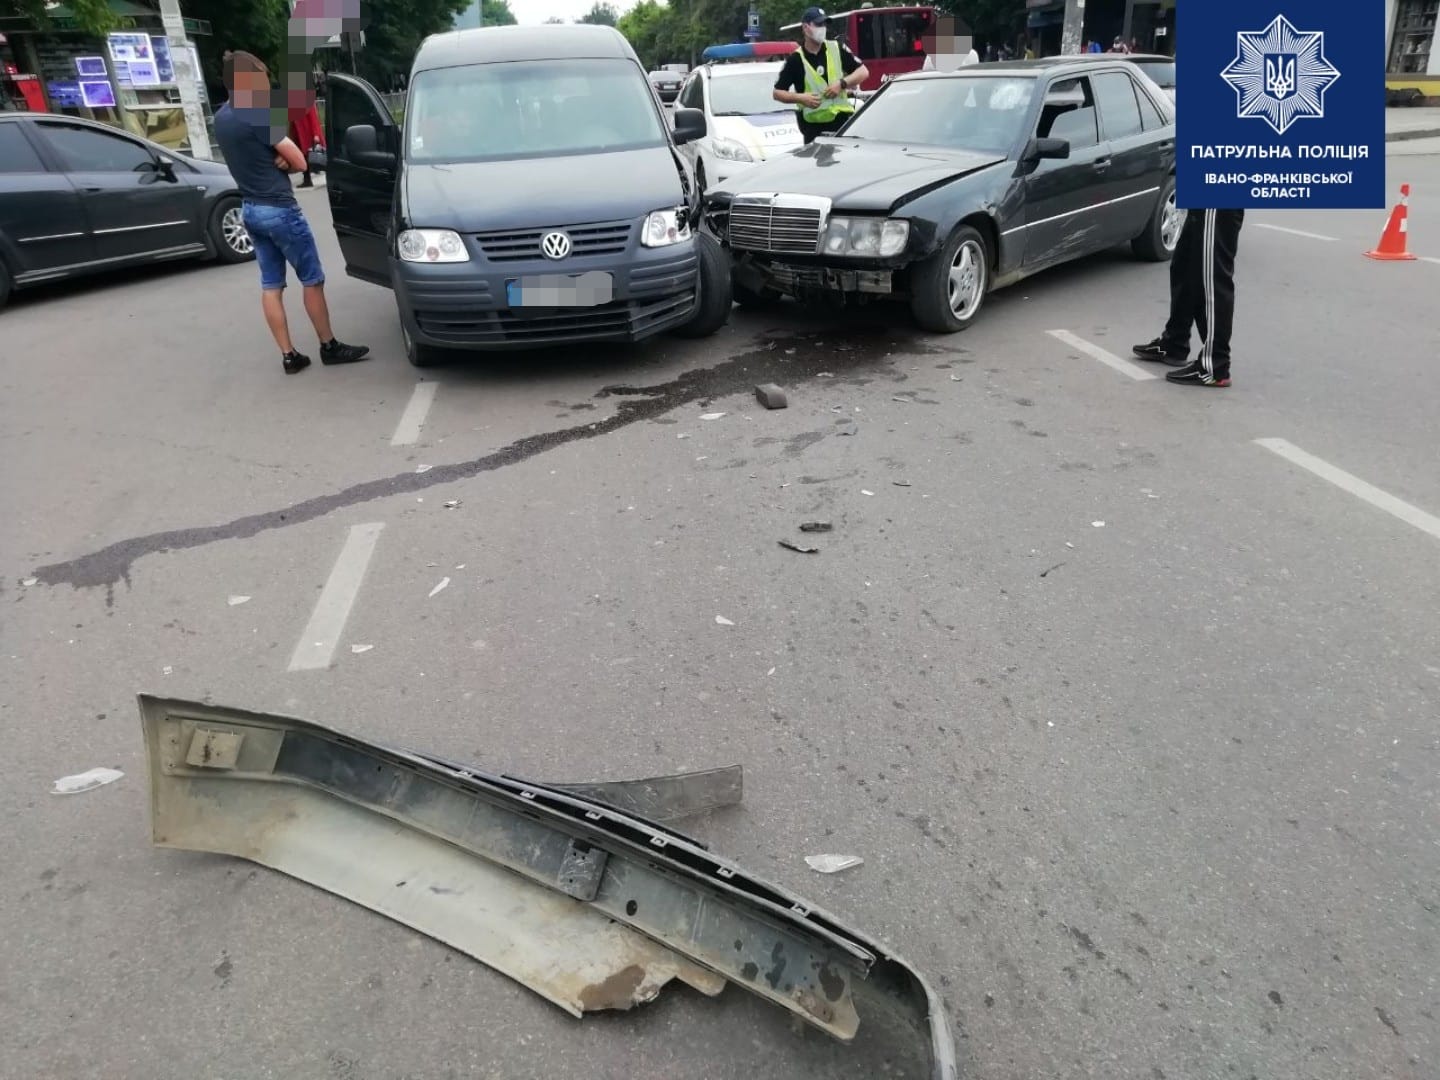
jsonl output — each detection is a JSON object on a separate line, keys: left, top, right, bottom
{"left": 1132, "top": 208, "right": 1245, "bottom": 388}
{"left": 773, "top": 7, "right": 869, "bottom": 145}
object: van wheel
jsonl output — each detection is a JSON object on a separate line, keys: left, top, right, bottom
{"left": 1133, "top": 176, "right": 1181, "bottom": 262}
{"left": 211, "top": 197, "right": 255, "bottom": 264}
{"left": 673, "top": 232, "right": 732, "bottom": 339}
{"left": 402, "top": 321, "right": 447, "bottom": 368}
{"left": 909, "top": 224, "right": 988, "bottom": 333}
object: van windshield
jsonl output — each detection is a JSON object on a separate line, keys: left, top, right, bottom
{"left": 406, "top": 58, "right": 667, "bottom": 162}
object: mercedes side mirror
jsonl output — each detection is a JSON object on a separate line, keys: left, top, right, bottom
{"left": 1027, "top": 136, "right": 1070, "bottom": 161}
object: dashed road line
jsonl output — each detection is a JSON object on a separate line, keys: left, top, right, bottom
{"left": 1255, "top": 438, "right": 1440, "bottom": 543}
{"left": 391, "top": 381, "right": 439, "bottom": 446}
{"left": 1046, "top": 329, "right": 1158, "bottom": 382}
{"left": 288, "top": 522, "right": 385, "bottom": 671}
{"left": 1254, "top": 223, "right": 1338, "bottom": 242}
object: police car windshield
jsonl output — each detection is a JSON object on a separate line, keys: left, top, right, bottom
{"left": 840, "top": 75, "right": 1035, "bottom": 155}
{"left": 407, "top": 58, "right": 667, "bottom": 163}
{"left": 710, "top": 71, "right": 790, "bottom": 116}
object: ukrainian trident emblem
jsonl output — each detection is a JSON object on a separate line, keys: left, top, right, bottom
{"left": 1263, "top": 54, "right": 1296, "bottom": 100}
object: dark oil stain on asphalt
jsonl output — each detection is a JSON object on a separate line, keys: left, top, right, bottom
{"left": 33, "top": 327, "right": 924, "bottom": 596}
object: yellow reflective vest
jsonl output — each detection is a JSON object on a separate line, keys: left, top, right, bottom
{"left": 797, "top": 41, "right": 856, "bottom": 124}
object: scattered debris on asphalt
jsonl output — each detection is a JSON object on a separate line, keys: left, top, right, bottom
{"left": 415, "top": 464, "right": 433, "bottom": 474}
{"left": 1092, "top": 521, "right": 1106, "bottom": 528}
{"left": 1040, "top": 563, "right": 1066, "bottom": 578}
{"left": 53, "top": 767, "right": 123, "bottom": 795}
{"left": 350, "top": 644, "right": 374, "bottom": 654}
{"left": 950, "top": 375, "right": 962, "bottom": 381}
{"left": 805, "top": 854, "right": 864, "bottom": 874}
{"left": 799, "top": 521, "right": 833, "bottom": 533}
{"left": 444, "top": 500, "right": 461, "bottom": 509}
{"left": 677, "top": 433, "right": 691, "bottom": 439}
{"left": 837, "top": 424, "right": 858, "bottom": 436}
{"left": 778, "top": 540, "right": 819, "bottom": 554}
{"left": 767, "top": 667, "right": 776, "bottom": 676}
{"left": 893, "top": 480, "right": 912, "bottom": 488}
{"left": 162, "top": 666, "right": 173, "bottom": 676}
{"left": 816, "top": 371, "right": 833, "bottom": 377}
{"left": 227, "top": 595, "right": 251, "bottom": 606}
{"left": 861, "top": 489, "right": 875, "bottom": 497}
{"left": 715, "top": 615, "right": 735, "bottom": 626}
{"left": 754, "top": 384, "right": 788, "bottom": 410}
{"left": 21, "top": 577, "right": 37, "bottom": 587}
{"left": 892, "top": 396, "right": 910, "bottom": 403}
{"left": 429, "top": 577, "right": 451, "bottom": 598}
{"left": 700, "top": 412, "right": 726, "bottom": 421}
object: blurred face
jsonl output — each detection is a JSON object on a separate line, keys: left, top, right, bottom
{"left": 232, "top": 67, "right": 271, "bottom": 108}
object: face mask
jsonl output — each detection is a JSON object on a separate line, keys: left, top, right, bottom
{"left": 807, "top": 25, "right": 827, "bottom": 44}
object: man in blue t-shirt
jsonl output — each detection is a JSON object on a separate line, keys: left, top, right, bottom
{"left": 214, "top": 51, "right": 368, "bottom": 374}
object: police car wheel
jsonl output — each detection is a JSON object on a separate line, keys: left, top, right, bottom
{"left": 909, "top": 224, "right": 988, "bottom": 334}
{"left": 1133, "top": 176, "right": 1180, "bottom": 262}
{"left": 673, "top": 232, "right": 732, "bottom": 339}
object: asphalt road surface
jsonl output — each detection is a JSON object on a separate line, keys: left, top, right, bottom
{"left": 4, "top": 151, "right": 1440, "bottom": 1080}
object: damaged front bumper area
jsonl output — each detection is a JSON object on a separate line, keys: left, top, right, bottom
{"left": 140, "top": 696, "right": 957, "bottom": 1079}
{"left": 732, "top": 252, "right": 899, "bottom": 300}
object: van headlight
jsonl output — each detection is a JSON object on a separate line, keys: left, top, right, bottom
{"left": 398, "top": 229, "right": 470, "bottom": 263}
{"left": 822, "top": 217, "right": 910, "bottom": 257}
{"left": 711, "top": 136, "right": 754, "bottom": 163}
{"left": 641, "top": 208, "right": 692, "bottom": 248}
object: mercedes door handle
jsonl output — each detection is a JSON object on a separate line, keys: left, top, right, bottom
{"left": 1092, "top": 159, "right": 1112, "bottom": 171}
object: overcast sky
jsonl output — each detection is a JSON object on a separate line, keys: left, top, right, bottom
{"left": 509, "top": 0, "right": 638, "bottom": 25}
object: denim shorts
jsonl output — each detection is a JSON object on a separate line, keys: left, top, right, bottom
{"left": 241, "top": 201, "right": 325, "bottom": 290}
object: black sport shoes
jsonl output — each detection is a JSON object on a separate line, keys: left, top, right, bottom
{"left": 1165, "top": 361, "right": 1230, "bottom": 388}
{"left": 1132, "top": 338, "right": 1188, "bottom": 367}
{"left": 320, "top": 338, "right": 371, "bottom": 365}
{"left": 282, "top": 350, "right": 311, "bottom": 375}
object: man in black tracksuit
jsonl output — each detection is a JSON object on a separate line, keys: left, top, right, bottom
{"left": 1132, "top": 209, "right": 1245, "bottom": 387}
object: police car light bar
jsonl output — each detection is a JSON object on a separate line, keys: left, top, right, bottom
{"left": 701, "top": 41, "right": 798, "bottom": 61}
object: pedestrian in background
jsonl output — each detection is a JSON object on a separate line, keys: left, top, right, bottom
{"left": 287, "top": 98, "right": 324, "bottom": 189}
{"left": 213, "top": 50, "right": 368, "bottom": 375}
{"left": 1132, "top": 209, "right": 1246, "bottom": 388}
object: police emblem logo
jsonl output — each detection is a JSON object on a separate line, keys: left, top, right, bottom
{"left": 1221, "top": 15, "right": 1339, "bottom": 136}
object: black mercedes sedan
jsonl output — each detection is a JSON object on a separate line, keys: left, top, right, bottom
{"left": 0, "top": 113, "right": 253, "bottom": 309}
{"left": 704, "top": 59, "right": 1179, "bottom": 332}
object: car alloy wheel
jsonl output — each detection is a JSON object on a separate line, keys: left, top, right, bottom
{"left": 947, "top": 238, "right": 986, "bottom": 322}
{"left": 222, "top": 206, "right": 254, "bottom": 256}
{"left": 1160, "top": 190, "right": 1185, "bottom": 253}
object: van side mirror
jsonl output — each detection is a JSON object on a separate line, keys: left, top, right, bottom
{"left": 344, "top": 123, "right": 396, "bottom": 169}
{"left": 672, "top": 107, "right": 706, "bottom": 146}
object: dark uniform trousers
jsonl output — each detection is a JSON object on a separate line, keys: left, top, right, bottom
{"left": 1161, "top": 209, "right": 1245, "bottom": 380}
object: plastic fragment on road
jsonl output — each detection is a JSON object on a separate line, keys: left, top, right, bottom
{"left": 351, "top": 644, "right": 374, "bottom": 654}
{"left": 53, "top": 767, "right": 123, "bottom": 795}
{"left": 861, "top": 490, "right": 875, "bottom": 497}
{"left": 162, "top": 666, "right": 173, "bottom": 676}
{"left": 22, "top": 577, "right": 37, "bottom": 587}
{"left": 799, "top": 521, "right": 833, "bottom": 533}
{"left": 1092, "top": 521, "right": 1105, "bottom": 528}
{"left": 778, "top": 540, "right": 818, "bottom": 554}
{"left": 816, "top": 371, "right": 832, "bottom": 377}
{"left": 227, "top": 595, "right": 251, "bottom": 606}
{"left": 415, "top": 464, "right": 434, "bottom": 474}
{"left": 715, "top": 615, "right": 735, "bottom": 626}
{"left": 677, "top": 433, "right": 692, "bottom": 439}
{"left": 444, "top": 500, "right": 461, "bottom": 509}
{"left": 429, "top": 577, "right": 451, "bottom": 598}
{"left": 805, "top": 854, "right": 863, "bottom": 874}
{"left": 893, "top": 480, "right": 912, "bottom": 488}
{"left": 754, "top": 384, "right": 788, "bottom": 410}
{"left": 700, "top": 412, "right": 726, "bottom": 421}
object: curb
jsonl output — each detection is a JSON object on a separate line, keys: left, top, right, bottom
{"left": 1387, "top": 127, "right": 1440, "bottom": 142}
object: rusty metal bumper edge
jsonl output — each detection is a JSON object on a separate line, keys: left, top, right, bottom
{"left": 140, "top": 694, "right": 957, "bottom": 1078}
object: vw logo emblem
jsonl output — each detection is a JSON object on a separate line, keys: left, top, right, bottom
{"left": 541, "top": 231, "right": 572, "bottom": 260}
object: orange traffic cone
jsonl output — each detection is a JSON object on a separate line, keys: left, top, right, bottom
{"left": 1365, "top": 183, "right": 1418, "bottom": 261}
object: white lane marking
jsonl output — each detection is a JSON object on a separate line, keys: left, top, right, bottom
{"left": 1046, "top": 329, "right": 1158, "bottom": 382}
{"left": 390, "top": 382, "right": 439, "bottom": 446}
{"left": 1255, "top": 439, "right": 1440, "bottom": 542}
{"left": 1254, "top": 223, "right": 1338, "bottom": 242}
{"left": 288, "top": 523, "right": 386, "bottom": 671}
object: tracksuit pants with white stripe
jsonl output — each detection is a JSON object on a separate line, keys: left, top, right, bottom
{"left": 1160, "top": 209, "right": 1245, "bottom": 380}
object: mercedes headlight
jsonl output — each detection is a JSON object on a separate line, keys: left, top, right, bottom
{"left": 641, "top": 208, "right": 693, "bottom": 248}
{"left": 397, "top": 229, "right": 469, "bottom": 263}
{"left": 823, "top": 217, "right": 910, "bottom": 257}
{"left": 711, "top": 136, "right": 754, "bottom": 163}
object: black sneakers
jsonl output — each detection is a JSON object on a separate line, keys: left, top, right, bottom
{"left": 282, "top": 350, "right": 311, "bottom": 375}
{"left": 1165, "top": 361, "right": 1230, "bottom": 388}
{"left": 320, "top": 338, "right": 371, "bottom": 365}
{"left": 1132, "top": 338, "right": 1188, "bottom": 367}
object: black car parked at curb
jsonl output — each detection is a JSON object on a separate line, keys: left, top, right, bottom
{"left": 0, "top": 113, "right": 253, "bottom": 310}
{"left": 323, "top": 24, "right": 731, "bottom": 367}
{"left": 704, "top": 59, "right": 1180, "bottom": 333}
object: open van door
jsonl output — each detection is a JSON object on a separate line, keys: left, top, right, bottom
{"left": 323, "top": 73, "right": 399, "bottom": 287}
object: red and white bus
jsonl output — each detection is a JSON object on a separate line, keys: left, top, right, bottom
{"left": 781, "top": 5, "right": 939, "bottom": 92}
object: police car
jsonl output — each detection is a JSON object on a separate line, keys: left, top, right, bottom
{"left": 674, "top": 43, "right": 805, "bottom": 193}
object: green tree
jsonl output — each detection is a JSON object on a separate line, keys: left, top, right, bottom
{"left": 482, "top": 0, "right": 518, "bottom": 26}
{"left": 939, "top": 0, "right": 1024, "bottom": 47}
{"left": 579, "top": 2, "right": 619, "bottom": 25}
{"left": 2, "top": 0, "right": 117, "bottom": 35}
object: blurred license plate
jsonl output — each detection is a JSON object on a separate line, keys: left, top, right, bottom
{"left": 506, "top": 271, "right": 613, "bottom": 308}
